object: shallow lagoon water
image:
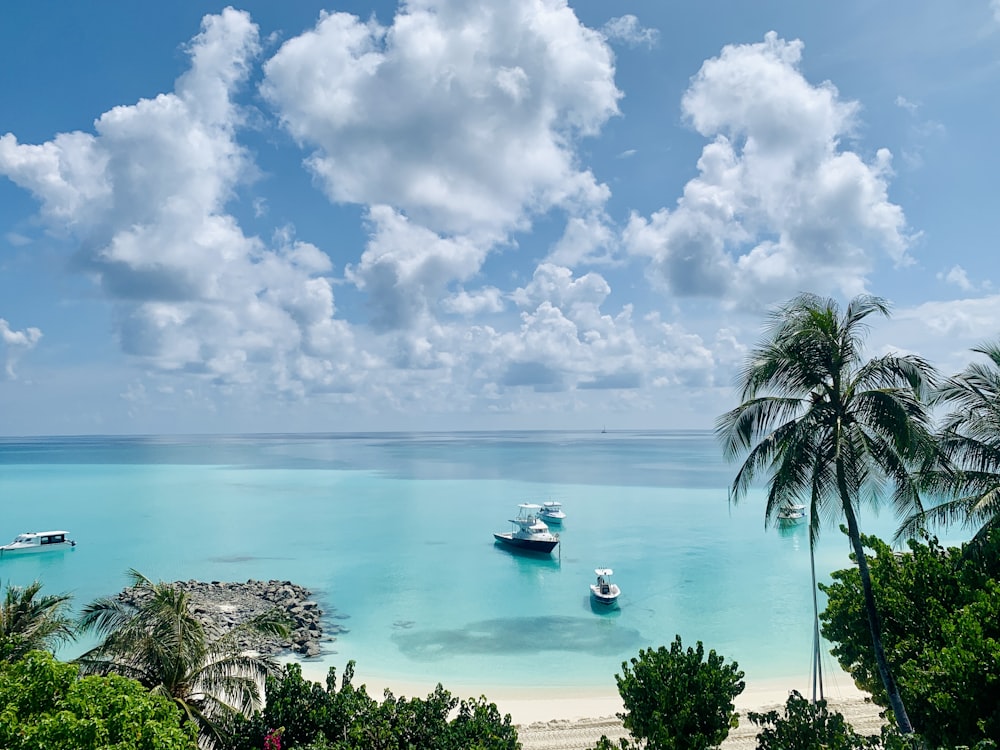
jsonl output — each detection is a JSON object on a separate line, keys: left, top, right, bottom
{"left": 0, "top": 431, "right": 933, "bottom": 692}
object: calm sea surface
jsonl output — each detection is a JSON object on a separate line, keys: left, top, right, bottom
{"left": 0, "top": 431, "right": 939, "bottom": 693}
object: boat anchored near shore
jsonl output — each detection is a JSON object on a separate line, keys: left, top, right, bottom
{"left": 493, "top": 504, "right": 560, "bottom": 554}
{"left": 777, "top": 503, "right": 806, "bottom": 525}
{"left": 538, "top": 500, "right": 566, "bottom": 525}
{"left": 590, "top": 568, "right": 621, "bottom": 607}
{"left": 0, "top": 530, "right": 76, "bottom": 556}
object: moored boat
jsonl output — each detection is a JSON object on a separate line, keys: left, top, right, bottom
{"left": 493, "top": 504, "right": 559, "bottom": 553}
{"left": 777, "top": 503, "right": 806, "bottom": 525}
{"left": 538, "top": 500, "right": 566, "bottom": 525}
{"left": 590, "top": 568, "right": 620, "bottom": 606}
{"left": 0, "top": 530, "right": 76, "bottom": 556}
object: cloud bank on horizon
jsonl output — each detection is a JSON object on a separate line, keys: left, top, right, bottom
{"left": 0, "top": 1, "right": 998, "bottom": 434}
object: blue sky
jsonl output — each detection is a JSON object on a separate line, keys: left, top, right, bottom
{"left": 1, "top": 1, "right": 999, "bottom": 435}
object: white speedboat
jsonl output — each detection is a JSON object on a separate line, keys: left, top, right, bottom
{"left": 0, "top": 530, "right": 76, "bottom": 556}
{"left": 493, "top": 504, "right": 560, "bottom": 553}
{"left": 590, "top": 568, "right": 621, "bottom": 606}
{"left": 777, "top": 503, "right": 806, "bottom": 525}
{"left": 538, "top": 501, "right": 566, "bottom": 525}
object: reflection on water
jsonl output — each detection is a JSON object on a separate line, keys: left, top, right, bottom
{"left": 492, "top": 542, "right": 561, "bottom": 564}
{"left": 588, "top": 596, "right": 622, "bottom": 617}
{"left": 391, "top": 615, "right": 643, "bottom": 661}
{"left": 778, "top": 521, "right": 807, "bottom": 550}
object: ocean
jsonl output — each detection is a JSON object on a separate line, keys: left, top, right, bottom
{"left": 0, "top": 431, "right": 933, "bottom": 696}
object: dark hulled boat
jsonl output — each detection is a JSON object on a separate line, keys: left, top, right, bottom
{"left": 493, "top": 503, "right": 559, "bottom": 553}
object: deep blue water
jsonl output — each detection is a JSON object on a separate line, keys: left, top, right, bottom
{"left": 0, "top": 431, "right": 930, "bottom": 693}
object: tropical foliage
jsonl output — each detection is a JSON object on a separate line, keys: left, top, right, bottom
{"left": 821, "top": 529, "right": 1000, "bottom": 747}
{"left": 0, "top": 649, "right": 197, "bottom": 750}
{"left": 746, "top": 690, "right": 932, "bottom": 750}
{"left": 0, "top": 578, "right": 74, "bottom": 663}
{"left": 76, "top": 569, "right": 290, "bottom": 748}
{"left": 716, "top": 293, "right": 937, "bottom": 733}
{"left": 225, "top": 661, "right": 519, "bottom": 750}
{"left": 594, "top": 635, "right": 744, "bottom": 750}
{"left": 900, "top": 341, "right": 1000, "bottom": 543}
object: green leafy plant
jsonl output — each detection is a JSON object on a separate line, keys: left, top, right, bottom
{"left": 76, "top": 569, "right": 290, "bottom": 748}
{"left": 821, "top": 530, "right": 1000, "bottom": 747}
{"left": 748, "top": 690, "right": 883, "bottom": 750}
{"left": 717, "top": 293, "right": 937, "bottom": 734}
{"left": 226, "top": 661, "right": 518, "bottom": 750}
{"left": 0, "top": 650, "right": 197, "bottom": 749}
{"left": 601, "top": 635, "right": 745, "bottom": 750}
{"left": 0, "top": 579, "right": 74, "bottom": 663}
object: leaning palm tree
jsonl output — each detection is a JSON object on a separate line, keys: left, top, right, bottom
{"left": 898, "top": 341, "right": 1000, "bottom": 544}
{"left": 716, "top": 293, "right": 937, "bottom": 735}
{"left": 0, "top": 579, "right": 74, "bottom": 662}
{"left": 76, "top": 570, "right": 290, "bottom": 748}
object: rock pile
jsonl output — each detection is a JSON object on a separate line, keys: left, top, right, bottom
{"left": 116, "top": 578, "right": 346, "bottom": 659}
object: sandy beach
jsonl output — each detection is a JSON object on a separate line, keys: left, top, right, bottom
{"left": 298, "top": 663, "right": 885, "bottom": 750}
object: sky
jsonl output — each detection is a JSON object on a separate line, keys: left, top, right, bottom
{"left": 1, "top": 1, "right": 999, "bottom": 436}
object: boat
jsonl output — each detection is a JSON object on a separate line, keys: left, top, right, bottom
{"left": 538, "top": 500, "right": 566, "bottom": 525}
{"left": 590, "top": 568, "right": 621, "bottom": 606}
{"left": 493, "top": 504, "right": 560, "bottom": 553}
{"left": 777, "top": 503, "right": 806, "bottom": 525}
{"left": 0, "top": 530, "right": 76, "bottom": 556}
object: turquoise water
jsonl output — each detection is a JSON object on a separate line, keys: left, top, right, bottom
{"left": 0, "top": 431, "right": 936, "bottom": 693}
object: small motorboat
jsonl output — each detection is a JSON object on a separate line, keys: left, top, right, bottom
{"left": 590, "top": 568, "right": 620, "bottom": 606}
{"left": 777, "top": 503, "right": 806, "bottom": 525}
{"left": 538, "top": 501, "right": 566, "bottom": 525}
{"left": 0, "top": 530, "right": 76, "bottom": 556}
{"left": 493, "top": 504, "right": 560, "bottom": 553}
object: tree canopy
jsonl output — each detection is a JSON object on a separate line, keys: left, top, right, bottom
{"left": 76, "top": 569, "right": 290, "bottom": 748}
{"left": 0, "top": 650, "right": 197, "bottom": 750}
{"left": 717, "top": 293, "right": 937, "bottom": 733}
{"left": 0, "top": 578, "right": 74, "bottom": 663}
{"left": 821, "top": 529, "right": 1000, "bottom": 747}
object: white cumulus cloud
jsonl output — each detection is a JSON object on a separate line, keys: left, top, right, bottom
{"left": 0, "top": 318, "right": 42, "bottom": 379}
{"left": 0, "top": 9, "right": 358, "bottom": 397}
{"left": 624, "top": 32, "right": 913, "bottom": 308}
{"left": 261, "top": 0, "right": 620, "bottom": 238}
{"left": 601, "top": 15, "right": 659, "bottom": 48}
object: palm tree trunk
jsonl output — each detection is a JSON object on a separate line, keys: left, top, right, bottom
{"left": 840, "top": 485, "right": 913, "bottom": 733}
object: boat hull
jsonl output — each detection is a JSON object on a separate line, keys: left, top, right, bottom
{"left": 0, "top": 541, "right": 75, "bottom": 555}
{"left": 590, "top": 589, "right": 620, "bottom": 607}
{"left": 493, "top": 533, "right": 559, "bottom": 553}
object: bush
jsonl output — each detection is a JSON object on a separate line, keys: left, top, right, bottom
{"left": 749, "top": 690, "right": 885, "bottom": 750}
{"left": 603, "top": 635, "right": 745, "bottom": 750}
{"left": 224, "top": 661, "right": 518, "bottom": 750}
{"left": 0, "top": 650, "right": 197, "bottom": 750}
{"left": 821, "top": 530, "right": 1000, "bottom": 747}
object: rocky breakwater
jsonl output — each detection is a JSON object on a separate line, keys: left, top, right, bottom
{"left": 117, "top": 579, "right": 345, "bottom": 659}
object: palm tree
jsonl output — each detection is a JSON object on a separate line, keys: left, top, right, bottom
{"left": 76, "top": 569, "right": 290, "bottom": 748}
{"left": 0, "top": 579, "right": 74, "bottom": 662}
{"left": 716, "top": 293, "right": 937, "bottom": 734}
{"left": 898, "top": 341, "right": 1000, "bottom": 543}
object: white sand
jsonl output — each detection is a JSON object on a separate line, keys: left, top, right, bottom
{"left": 296, "top": 662, "right": 886, "bottom": 750}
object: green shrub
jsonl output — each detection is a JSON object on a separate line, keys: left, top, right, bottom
{"left": 0, "top": 650, "right": 196, "bottom": 750}
{"left": 601, "top": 635, "right": 745, "bottom": 750}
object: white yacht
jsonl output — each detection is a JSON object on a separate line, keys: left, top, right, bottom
{"left": 0, "top": 530, "right": 76, "bottom": 556}
{"left": 538, "top": 500, "right": 566, "bottom": 525}
{"left": 777, "top": 503, "right": 806, "bottom": 525}
{"left": 590, "top": 568, "right": 621, "bottom": 606}
{"left": 493, "top": 504, "right": 560, "bottom": 553}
